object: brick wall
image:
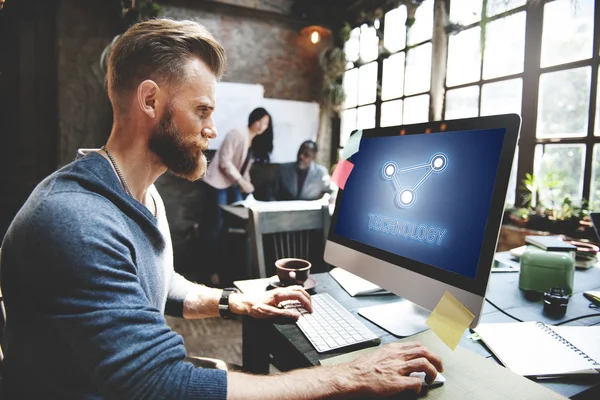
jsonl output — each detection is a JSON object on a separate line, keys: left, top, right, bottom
{"left": 161, "top": 4, "right": 323, "bottom": 101}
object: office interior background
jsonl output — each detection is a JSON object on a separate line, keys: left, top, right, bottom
{"left": 1, "top": 0, "right": 599, "bottom": 369}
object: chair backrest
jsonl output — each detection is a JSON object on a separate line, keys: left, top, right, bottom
{"left": 249, "top": 205, "right": 331, "bottom": 278}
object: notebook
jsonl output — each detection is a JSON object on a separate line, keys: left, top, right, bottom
{"left": 329, "top": 267, "right": 390, "bottom": 296}
{"left": 474, "top": 322, "right": 600, "bottom": 378}
{"left": 524, "top": 236, "right": 577, "bottom": 252}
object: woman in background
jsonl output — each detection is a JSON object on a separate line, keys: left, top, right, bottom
{"left": 202, "top": 107, "right": 273, "bottom": 284}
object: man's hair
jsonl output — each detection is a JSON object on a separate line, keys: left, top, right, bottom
{"left": 107, "top": 18, "right": 226, "bottom": 110}
{"left": 300, "top": 140, "right": 318, "bottom": 153}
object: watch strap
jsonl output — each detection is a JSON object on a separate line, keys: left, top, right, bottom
{"left": 219, "top": 288, "right": 240, "bottom": 319}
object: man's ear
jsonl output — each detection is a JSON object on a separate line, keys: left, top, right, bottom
{"left": 137, "top": 80, "right": 160, "bottom": 119}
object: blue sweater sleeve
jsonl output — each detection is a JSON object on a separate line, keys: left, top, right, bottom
{"left": 27, "top": 192, "right": 227, "bottom": 399}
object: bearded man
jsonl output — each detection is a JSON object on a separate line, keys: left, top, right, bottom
{"left": 0, "top": 18, "right": 442, "bottom": 399}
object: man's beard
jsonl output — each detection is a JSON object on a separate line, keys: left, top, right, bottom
{"left": 148, "top": 109, "right": 207, "bottom": 181}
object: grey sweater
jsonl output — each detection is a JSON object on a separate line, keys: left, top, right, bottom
{"left": 0, "top": 151, "right": 227, "bottom": 399}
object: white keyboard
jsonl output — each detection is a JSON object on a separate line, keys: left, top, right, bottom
{"left": 285, "top": 293, "right": 380, "bottom": 353}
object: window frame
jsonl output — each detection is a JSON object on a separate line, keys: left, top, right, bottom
{"left": 335, "top": 0, "right": 600, "bottom": 209}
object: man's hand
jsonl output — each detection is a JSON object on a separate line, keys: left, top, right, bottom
{"left": 229, "top": 286, "right": 312, "bottom": 319}
{"left": 347, "top": 341, "right": 444, "bottom": 397}
{"left": 227, "top": 340, "right": 443, "bottom": 399}
{"left": 237, "top": 178, "right": 255, "bottom": 194}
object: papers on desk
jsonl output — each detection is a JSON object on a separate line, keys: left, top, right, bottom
{"left": 231, "top": 194, "right": 329, "bottom": 212}
{"left": 492, "top": 251, "right": 520, "bottom": 272}
{"left": 474, "top": 322, "right": 600, "bottom": 378}
{"left": 329, "top": 267, "right": 390, "bottom": 296}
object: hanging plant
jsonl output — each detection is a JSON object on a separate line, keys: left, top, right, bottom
{"left": 319, "top": 46, "right": 348, "bottom": 112}
{"left": 100, "top": 1, "right": 162, "bottom": 88}
{"left": 122, "top": 0, "right": 162, "bottom": 27}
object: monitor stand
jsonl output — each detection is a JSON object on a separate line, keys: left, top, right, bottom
{"left": 358, "top": 300, "right": 430, "bottom": 337}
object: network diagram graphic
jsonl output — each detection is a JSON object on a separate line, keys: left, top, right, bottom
{"left": 382, "top": 153, "right": 448, "bottom": 208}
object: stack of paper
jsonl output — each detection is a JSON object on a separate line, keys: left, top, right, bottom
{"left": 329, "top": 267, "right": 390, "bottom": 297}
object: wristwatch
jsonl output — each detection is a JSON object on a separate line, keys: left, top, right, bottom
{"left": 219, "top": 288, "right": 240, "bottom": 319}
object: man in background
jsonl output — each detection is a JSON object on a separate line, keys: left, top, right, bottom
{"left": 271, "top": 140, "right": 332, "bottom": 201}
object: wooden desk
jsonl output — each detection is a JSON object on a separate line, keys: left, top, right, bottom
{"left": 237, "top": 268, "right": 600, "bottom": 399}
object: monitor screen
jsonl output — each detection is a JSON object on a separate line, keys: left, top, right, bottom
{"left": 334, "top": 128, "right": 505, "bottom": 280}
{"left": 325, "top": 115, "right": 521, "bottom": 327}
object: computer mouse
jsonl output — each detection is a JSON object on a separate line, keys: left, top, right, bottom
{"left": 409, "top": 371, "right": 446, "bottom": 388}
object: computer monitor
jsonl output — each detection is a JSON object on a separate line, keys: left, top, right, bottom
{"left": 324, "top": 114, "right": 521, "bottom": 336}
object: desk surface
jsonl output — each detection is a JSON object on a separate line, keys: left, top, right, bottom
{"left": 237, "top": 268, "right": 600, "bottom": 399}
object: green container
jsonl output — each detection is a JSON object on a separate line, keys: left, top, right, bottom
{"left": 519, "top": 245, "right": 575, "bottom": 294}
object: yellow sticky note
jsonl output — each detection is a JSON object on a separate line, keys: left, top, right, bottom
{"left": 426, "top": 291, "right": 475, "bottom": 351}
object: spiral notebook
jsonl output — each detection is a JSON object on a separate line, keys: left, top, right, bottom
{"left": 474, "top": 322, "right": 600, "bottom": 378}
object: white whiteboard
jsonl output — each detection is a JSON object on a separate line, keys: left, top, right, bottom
{"left": 211, "top": 82, "right": 320, "bottom": 163}
{"left": 261, "top": 98, "right": 320, "bottom": 163}
{"left": 211, "top": 82, "right": 264, "bottom": 149}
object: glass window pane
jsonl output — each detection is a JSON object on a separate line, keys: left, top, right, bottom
{"left": 405, "top": 43, "right": 431, "bottom": 96}
{"left": 357, "top": 105, "right": 376, "bottom": 130}
{"left": 381, "top": 99, "right": 404, "bottom": 127}
{"left": 446, "top": 27, "right": 481, "bottom": 87}
{"left": 340, "top": 108, "right": 357, "bottom": 147}
{"left": 481, "top": 78, "right": 522, "bottom": 116}
{"left": 450, "top": 0, "right": 482, "bottom": 25}
{"left": 537, "top": 67, "right": 591, "bottom": 138}
{"left": 357, "top": 62, "right": 378, "bottom": 106}
{"left": 534, "top": 144, "right": 585, "bottom": 206}
{"left": 590, "top": 144, "right": 600, "bottom": 210}
{"left": 487, "top": 0, "right": 526, "bottom": 17}
{"left": 407, "top": 0, "right": 434, "bottom": 46}
{"left": 505, "top": 146, "right": 519, "bottom": 207}
{"left": 384, "top": 6, "right": 407, "bottom": 53}
{"left": 404, "top": 94, "right": 429, "bottom": 124}
{"left": 343, "top": 68, "right": 358, "bottom": 108}
{"left": 541, "top": 0, "right": 594, "bottom": 68}
{"left": 344, "top": 27, "right": 360, "bottom": 63}
{"left": 483, "top": 12, "right": 526, "bottom": 80}
{"left": 445, "top": 85, "right": 479, "bottom": 120}
{"left": 360, "top": 25, "right": 379, "bottom": 63}
{"left": 382, "top": 52, "right": 405, "bottom": 101}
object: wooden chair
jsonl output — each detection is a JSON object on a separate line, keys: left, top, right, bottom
{"left": 248, "top": 204, "right": 331, "bottom": 278}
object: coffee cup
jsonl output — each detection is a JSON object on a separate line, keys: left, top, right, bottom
{"left": 275, "top": 258, "right": 311, "bottom": 286}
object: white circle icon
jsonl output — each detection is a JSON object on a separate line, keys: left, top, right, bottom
{"left": 383, "top": 153, "right": 448, "bottom": 208}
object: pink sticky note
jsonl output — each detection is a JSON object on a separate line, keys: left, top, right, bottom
{"left": 331, "top": 159, "right": 354, "bottom": 190}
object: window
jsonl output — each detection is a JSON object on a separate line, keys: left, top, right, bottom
{"left": 445, "top": 1, "right": 526, "bottom": 206}
{"left": 540, "top": 0, "right": 594, "bottom": 68}
{"left": 338, "top": 0, "right": 599, "bottom": 211}
{"left": 381, "top": 1, "right": 434, "bottom": 129}
{"left": 341, "top": 1, "right": 434, "bottom": 149}
{"left": 534, "top": 144, "right": 585, "bottom": 206}
{"left": 340, "top": 26, "right": 379, "bottom": 149}
{"left": 531, "top": 0, "right": 597, "bottom": 209}
{"left": 537, "top": 67, "right": 591, "bottom": 138}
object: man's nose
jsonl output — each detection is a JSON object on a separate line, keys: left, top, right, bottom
{"left": 202, "top": 117, "right": 217, "bottom": 139}
{"left": 202, "top": 127, "right": 217, "bottom": 139}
